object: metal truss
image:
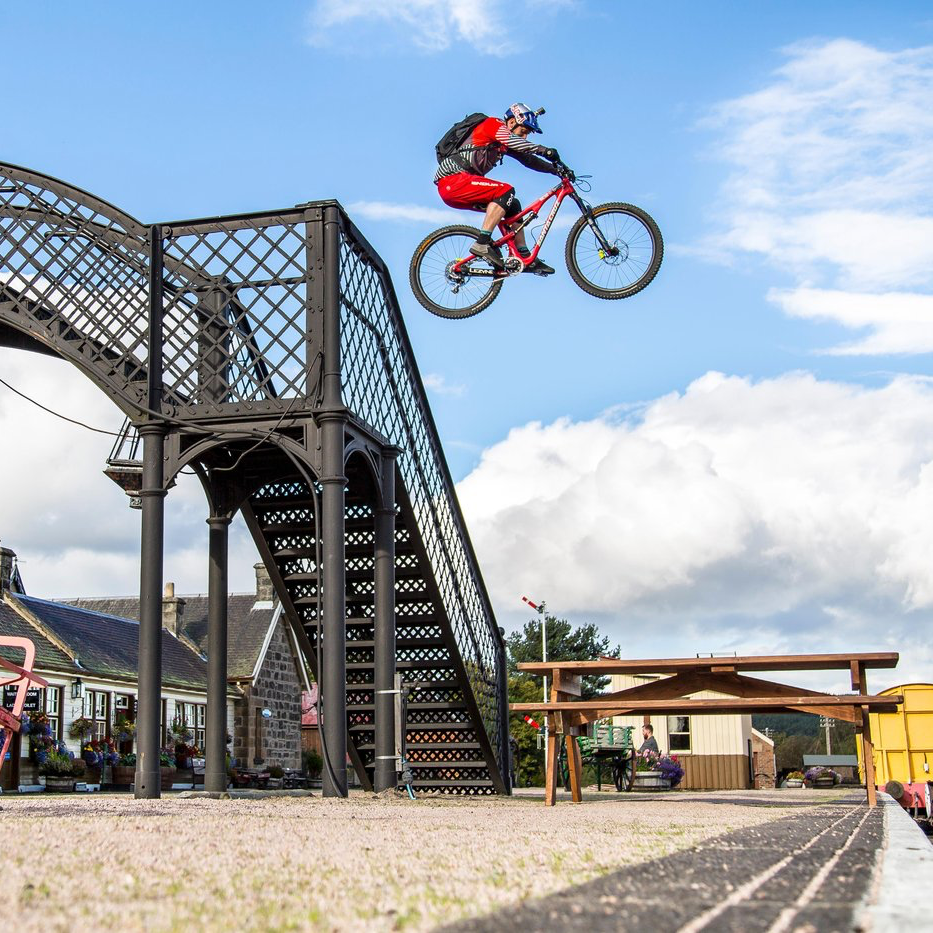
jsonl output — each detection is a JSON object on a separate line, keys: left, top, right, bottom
{"left": 0, "top": 162, "right": 509, "bottom": 796}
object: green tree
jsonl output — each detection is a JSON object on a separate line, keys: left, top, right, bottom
{"left": 506, "top": 603, "right": 620, "bottom": 699}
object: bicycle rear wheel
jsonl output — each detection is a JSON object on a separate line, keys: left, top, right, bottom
{"left": 613, "top": 749, "right": 636, "bottom": 792}
{"left": 409, "top": 224, "right": 503, "bottom": 319}
{"left": 565, "top": 203, "right": 663, "bottom": 300}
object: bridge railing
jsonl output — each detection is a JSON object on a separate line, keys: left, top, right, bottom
{"left": 335, "top": 211, "right": 509, "bottom": 781}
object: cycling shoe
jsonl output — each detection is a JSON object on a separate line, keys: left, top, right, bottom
{"left": 523, "top": 257, "right": 555, "bottom": 276}
{"left": 469, "top": 240, "right": 504, "bottom": 269}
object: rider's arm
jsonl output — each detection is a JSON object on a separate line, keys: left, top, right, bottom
{"left": 508, "top": 148, "right": 562, "bottom": 174}
{"left": 494, "top": 126, "right": 561, "bottom": 174}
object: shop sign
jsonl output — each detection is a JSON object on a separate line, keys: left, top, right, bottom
{"left": 2, "top": 685, "right": 42, "bottom": 712}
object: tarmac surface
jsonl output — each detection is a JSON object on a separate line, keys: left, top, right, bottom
{"left": 444, "top": 792, "right": 885, "bottom": 932}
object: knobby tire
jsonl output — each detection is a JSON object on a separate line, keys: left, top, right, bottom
{"left": 409, "top": 224, "right": 503, "bottom": 319}
{"left": 565, "top": 203, "right": 663, "bottom": 300}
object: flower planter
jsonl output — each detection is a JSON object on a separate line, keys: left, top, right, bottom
{"left": 44, "top": 775, "right": 75, "bottom": 792}
{"left": 160, "top": 766, "right": 177, "bottom": 791}
{"left": 111, "top": 765, "right": 135, "bottom": 787}
{"left": 634, "top": 770, "right": 671, "bottom": 790}
{"left": 811, "top": 777, "right": 835, "bottom": 789}
{"left": 785, "top": 779, "right": 804, "bottom": 788}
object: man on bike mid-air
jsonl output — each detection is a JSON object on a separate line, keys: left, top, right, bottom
{"left": 435, "top": 103, "right": 567, "bottom": 274}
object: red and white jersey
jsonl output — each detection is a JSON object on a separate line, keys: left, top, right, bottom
{"left": 434, "top": 117, "right": 551, "bottom": 182}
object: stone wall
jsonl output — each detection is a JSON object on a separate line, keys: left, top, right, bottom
{"left": 233, "top": 619, "right": 302, "bottom": 769}
{"left": 752, "top": 732, "right": 777, "bottom": 789}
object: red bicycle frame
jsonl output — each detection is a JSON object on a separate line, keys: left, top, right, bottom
{"left": 451, "top": 175, "right": 579, "bottom": 275}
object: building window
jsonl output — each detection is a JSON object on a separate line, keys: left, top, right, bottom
{"left": 84, "top": 690, "right": 110, "bottom": 741}
{"left": 177, "top": 702, "right": 206, "bottom": 750}
{"left": 44, "top": 686, "right": 62, "bottom": 740}
{"left": 667, "top": 715, "right": 691, "bottom": 752}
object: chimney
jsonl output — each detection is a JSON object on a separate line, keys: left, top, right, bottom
{"left": 162, "top": 581, "right": 186, "bottom": 637}
{"left": 0, "top": 546, "right": 16, "bottom": 592}
{"left": 254, "top": 562, "right": 275, "bottom": 602}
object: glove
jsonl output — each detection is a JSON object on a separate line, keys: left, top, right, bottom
{"left": 544, "top": 148, "right": 561, "bottom": 162}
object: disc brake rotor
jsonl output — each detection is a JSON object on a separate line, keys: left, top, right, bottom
{"left": 598, "top": 239, "right": 629, "bottom": 265}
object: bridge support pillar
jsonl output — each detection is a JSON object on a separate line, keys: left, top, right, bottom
{"left": 320, "top": 205, "right": 349, "bottom": 798}
{"left": 135, "top": 422, "right": 166, "bottom": 799}
{"left": 205, "top": 514, "right": 231, "bottom": 793}
{"left": 374, "top": 448, "right": 399, "bottom": 792}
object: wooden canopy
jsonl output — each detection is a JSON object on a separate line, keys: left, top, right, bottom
{"left": 512, "top": 652, "right": 900, "bottom": 807}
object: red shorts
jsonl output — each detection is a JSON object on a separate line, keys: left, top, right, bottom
{"left": 437, "top": 173, "right": 514, "bottom": 213}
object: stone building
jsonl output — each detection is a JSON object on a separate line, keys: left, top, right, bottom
{"left": 67, "top": 563, "right": 309, "bottom": 769}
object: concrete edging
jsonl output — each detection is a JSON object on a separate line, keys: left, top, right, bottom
{"left": 857, "top": 792, "right": 933, "bottom": 931}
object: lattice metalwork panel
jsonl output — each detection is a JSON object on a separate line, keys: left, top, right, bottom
{"left": 337, "top": 228, "right": 504, "bottom": 772}
{"left": 160, "top": 214, "right": 314, "bottom": 413}
{"left": 407, "top": 746, "right": 478, "bottom": 764}
{"left": 0, "top": 165, "right": 150, "bottom": 412}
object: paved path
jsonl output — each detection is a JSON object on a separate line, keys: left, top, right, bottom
{"left": 444, "top": 793, "right": 883, "bottom": 932}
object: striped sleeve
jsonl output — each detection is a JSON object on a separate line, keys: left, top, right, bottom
{"left": 494, "top": 124, "right": 548, "bottom": 157}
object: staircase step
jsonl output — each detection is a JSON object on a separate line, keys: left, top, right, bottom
{"left": 411, "top": 780, "right": 494, "bottom": 788}
{"left": 347, "top": 658, "right": 454, "bottom": 671}
{"left": 346, "top": 701, "right": 468, "bottom": 712}
{"left": 356, "top": 741, "right": 483, "bottom": 752}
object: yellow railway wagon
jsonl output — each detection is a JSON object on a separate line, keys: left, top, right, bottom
{"left": 857, "top": 683, "right": 933, "bottom": 788}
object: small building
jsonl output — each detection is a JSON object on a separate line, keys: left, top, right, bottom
{"left": 610, "top": 672, "right": 772, "bottom": 790}
{"left": 1, "top": 552, "right": 233, "bottom": 790}
{"left": 1, "top": 543, "right": 309, "bottom": 791}
{"left": 66, "top": 563, "right": 310, "bottom": 771}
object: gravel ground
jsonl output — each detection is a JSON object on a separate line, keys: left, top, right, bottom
{"left": 0, "top": 787, "right": 834, "bottom": 932}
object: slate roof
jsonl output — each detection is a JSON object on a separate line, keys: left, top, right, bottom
{"left": 0, "top": 598, "right": 81, "bottom": 676}
{"left": 1, "top": 593, "right": 209, "bottom": 691}
{"left": 64, "top": 593, "right": 277, "bottom": 680}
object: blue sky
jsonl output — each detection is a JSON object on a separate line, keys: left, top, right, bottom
{"left": 3, "top": 1, "right": 933, "bottom": 688}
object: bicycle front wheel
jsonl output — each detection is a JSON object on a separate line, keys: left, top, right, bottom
{"left": 566, "top": 203, "right": 663, "bottom": 300}
{"left": 409, "top": 224, "right": 503, "bottom": 319}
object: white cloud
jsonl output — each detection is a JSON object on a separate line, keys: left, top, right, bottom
{"left": 422, "top": 372, "right": 467, "bottom": 397}
{"left": 769, "top": 287, "right": 933, "bottom": 355}
{"left": 706, "top": 39, "right": 933, "bottom": 354}
{"left": 458, "top": 371, "right": 933, "bottom": 674}
{"left": 0, "top": 349, "right": 262, "bottom": 598}
{"left": 347, "top": 200, "right": 462, "bottom": 225}
{"left": 307, "top": 0, "right": 515, "bottom": 54}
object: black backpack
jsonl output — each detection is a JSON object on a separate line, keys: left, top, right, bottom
{"left": 436, "top": 112, "right": 488, "bottom": 170}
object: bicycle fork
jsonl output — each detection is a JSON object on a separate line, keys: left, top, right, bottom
{"left": 573, "top": 195, "right": 619, "bottom": 257}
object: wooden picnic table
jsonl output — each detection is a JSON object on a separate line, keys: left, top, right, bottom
{"left": 512, "top": 652, "right": 901, "bottom": 807}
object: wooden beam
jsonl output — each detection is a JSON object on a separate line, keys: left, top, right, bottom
{"left": 553, "top": 670, "right": 582, "bottom": 697}
{"left": 512, "top": 695, "right": 903, "bottom": 714}
{"left": 518, "top": 652, "right": 899, "bottom": 676}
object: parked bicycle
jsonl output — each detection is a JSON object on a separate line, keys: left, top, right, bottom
{"left": 409, "top": 166, "right": 663, "bottom": 319}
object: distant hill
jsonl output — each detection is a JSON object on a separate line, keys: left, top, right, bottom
{"left": 752, "top": 712, "right": 821, "bottom": 737}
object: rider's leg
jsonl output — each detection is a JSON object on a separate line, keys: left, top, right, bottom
{"left": 480, "top": 201, "right": 506, "bottom": 234}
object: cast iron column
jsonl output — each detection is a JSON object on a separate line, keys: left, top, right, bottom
{"left": 205, "top": 514, "right": 231, "bottom": 793}
{"left": 374, "top": 448, "right": 398, "bottom": 792}
{"left": 320, "top": 205, "right": 348, "bottom": 797}
{"left": 135, "top": 224, "right": 166, "bottom": 799}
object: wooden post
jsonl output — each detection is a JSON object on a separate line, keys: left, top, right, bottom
{"left": 544, "top": 724, "right": 560, "bottom": 807}
{"left": 860, "top": 707, "right": 877, "bottom": 807}
{"left": 566, "top": 733, "right": 583, "bottom": 803}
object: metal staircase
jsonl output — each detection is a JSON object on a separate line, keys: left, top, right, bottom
{"left": 0, "top": 162, "right": 510, "bottom": 796}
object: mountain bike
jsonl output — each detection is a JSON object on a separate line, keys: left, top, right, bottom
{"left": 409, "top": 165, "right": 663, "bottom": 319}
